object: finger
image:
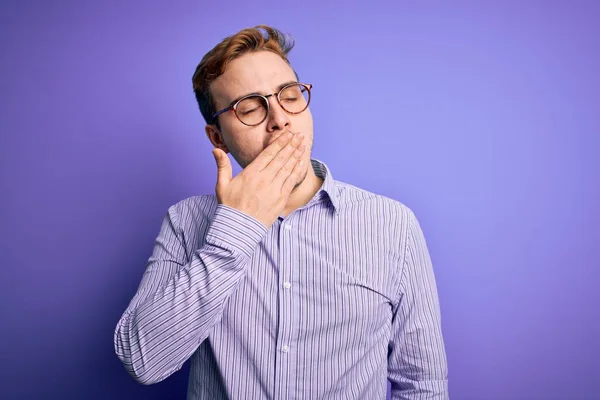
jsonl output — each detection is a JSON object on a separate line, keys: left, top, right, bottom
{"left": 273, "top": 142, "right": 305, "bottom": 188}
{"left": 263, "top": 133, "right": 304, "bottom": 176}
{"left": 249, "top": 131, "right": 296, "bottom": 171}
{"left": 281, "top": 156, "right": 305, "bottom": 195}
{"left": 213, "top": 148, "right": 232, "bottom": 187}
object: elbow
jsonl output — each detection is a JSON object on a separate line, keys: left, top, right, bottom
{"left": 114, "top": 338, "right": 166, "bottom": 386}
{"left": 114, "top": 316, "right": 166, "bottom": 386}
{"left": 127, "top": 365, "right": 165, "bottom": 386}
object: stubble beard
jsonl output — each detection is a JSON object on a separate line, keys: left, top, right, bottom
{"left": 291, "top": 161, "right": 309, "bottom": 192}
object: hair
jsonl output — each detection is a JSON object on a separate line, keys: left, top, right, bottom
{"left": 192, "top": 25, "right": 297, "bottom": 128}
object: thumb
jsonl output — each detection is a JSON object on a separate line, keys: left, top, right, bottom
{"left": 213, "top": 148, "right": 232, "bottom": 187}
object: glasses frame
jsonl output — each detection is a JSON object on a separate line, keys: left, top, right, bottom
{"left": 211, "top": 82, "right": 313, "bottom": 126}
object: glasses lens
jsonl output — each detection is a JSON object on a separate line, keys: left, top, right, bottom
{"left": 279, "top": 84, "right": 310, "bottom": 113}
{"left": 236, "top": 96, "right": 268, "bottom": 125}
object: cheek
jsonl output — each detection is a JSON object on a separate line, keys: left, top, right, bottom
{"left": 302, "top": 108, "right": 314, "bottom": 127}
{"left": 292, "top": 112, "right": 313, "bottom": 138}
{"left": 229, "top": 129, "right": 267, "bottom": 161}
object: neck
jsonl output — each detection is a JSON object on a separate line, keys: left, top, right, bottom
{"left": 281, "top": 166, "right": 324, "bottom": 217}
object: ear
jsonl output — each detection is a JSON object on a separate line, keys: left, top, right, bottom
{"left": 205, "top": 124, "right": 229, "bottom": 154}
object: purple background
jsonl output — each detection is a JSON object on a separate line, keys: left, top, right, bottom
{"left": 1, "top": 1, "right": 598, "bottom": 399}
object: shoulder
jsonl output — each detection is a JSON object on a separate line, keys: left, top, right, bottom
{"left": 334, "top": 180, "right": 416, "bottom": 223}
{"left": 330, "top": 180, "right": 421, "bottom": 254}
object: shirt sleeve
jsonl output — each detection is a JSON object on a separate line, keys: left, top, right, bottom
{"left": 388, "top": 209, "right": 449, "bottom": 399}
{"left": 114, "top": 203, "right": 268, "bottom": 385}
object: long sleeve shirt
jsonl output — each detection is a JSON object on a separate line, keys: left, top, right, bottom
{"left": 114, "top": 159, "right": 448, "bottom": 399}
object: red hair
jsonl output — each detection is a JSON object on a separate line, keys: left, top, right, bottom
{"left": 192, "top": 25, "right": 296, "bottom": 126}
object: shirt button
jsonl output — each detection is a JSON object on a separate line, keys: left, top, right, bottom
{"left": 283, "top": 224, "right": 292, "bottom": 231}
{"left": 282, "top": 345, "right": 289, "bottom": 353}
{"left": 283, "top": 281, "right": 292, "bottom": 289}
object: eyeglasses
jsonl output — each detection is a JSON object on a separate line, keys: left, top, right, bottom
{"left": 211, "top": 83, "right": 312, "bottom": 126}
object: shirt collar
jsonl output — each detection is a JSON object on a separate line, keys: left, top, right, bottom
{"left": 309, "top": 158, "right": 341, "bottom": 214}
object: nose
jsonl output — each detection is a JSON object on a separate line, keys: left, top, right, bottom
{"left": 266, "top": 96, "right": 291, "bottom": 132}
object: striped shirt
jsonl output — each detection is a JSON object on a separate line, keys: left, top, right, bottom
{"left": 114, "top": 159, "right": 448, "bottom": 399}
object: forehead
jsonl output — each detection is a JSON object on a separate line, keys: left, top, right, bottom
{"left": 211, "top": 51, "right": 297, "bottom": 106}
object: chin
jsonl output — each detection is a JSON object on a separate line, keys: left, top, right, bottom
{"left": 293, "top": 164, "right": 309, "bottom": 190}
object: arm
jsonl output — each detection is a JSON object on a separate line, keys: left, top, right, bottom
{"left": 114, "top": 130, "right": 304, "bottom": 384}
{"left": 114, "top": 203, "right": 267, "bottom": 384}
{"left": 388, "top": 210, "right": 449, "bottom": 399}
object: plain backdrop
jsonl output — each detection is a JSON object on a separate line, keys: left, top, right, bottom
{"left": 1, "top": 1, "right": 598, "bottom": 399}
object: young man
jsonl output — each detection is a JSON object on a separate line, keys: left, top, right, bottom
{"left": 115, "top": 25, "right": 448, "bottom": 399}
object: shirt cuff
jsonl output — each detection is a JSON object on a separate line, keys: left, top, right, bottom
{"left": 204, "top": 204, "right": 269, "bottom": 258}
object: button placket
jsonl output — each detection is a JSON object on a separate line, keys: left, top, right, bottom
{"left": 274, "top": 217, "right": 295, "bottom": 395}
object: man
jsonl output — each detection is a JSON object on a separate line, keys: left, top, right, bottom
{"left": 114, "top": 25, "right": 448, "bottom": 399}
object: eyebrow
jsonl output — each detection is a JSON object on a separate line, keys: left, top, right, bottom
{"left": 227, "top": 80, "right": 299, "bottom": 106}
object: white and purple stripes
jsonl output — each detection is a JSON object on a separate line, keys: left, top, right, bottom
{"left": 114, "top": 159, "right": 448, "bottom": 399}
